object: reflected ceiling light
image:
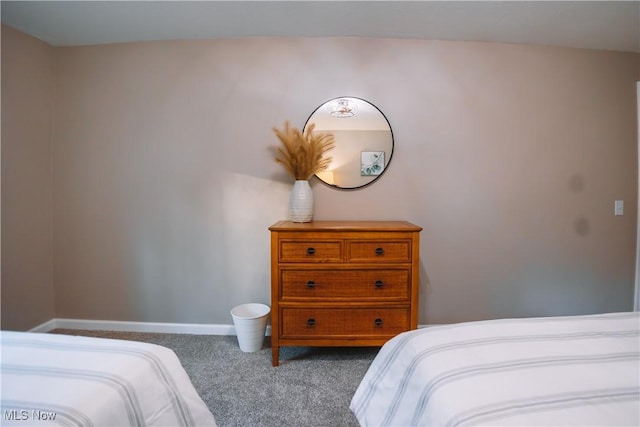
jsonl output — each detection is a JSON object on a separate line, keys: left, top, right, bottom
{"left": 329, "top": 98, "right": 357, "bottom": 118}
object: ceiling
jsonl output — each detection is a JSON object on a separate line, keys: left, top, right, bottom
{"left": 1, "top": 1, "right": 639, "bottom": 53}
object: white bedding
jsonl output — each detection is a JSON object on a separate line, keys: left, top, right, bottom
{"left": 1, "top": 331, "right": 217, "bottom": 426}
{"left": 351, "top": 312, "right": 640, "bottom": 426}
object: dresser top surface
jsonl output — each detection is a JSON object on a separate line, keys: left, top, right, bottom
{"left": 269, "top": 220, "right": 422, "bottom": 232}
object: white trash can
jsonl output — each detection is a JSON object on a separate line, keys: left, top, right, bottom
{"left": 231, "top": 303, "right": 270, "bottom": 352}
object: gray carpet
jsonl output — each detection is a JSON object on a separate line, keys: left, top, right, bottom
{"left": 52, "top": 329, "right": 379, "bottom": 427}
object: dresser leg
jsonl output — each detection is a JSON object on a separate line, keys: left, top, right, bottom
{"left": 272, "top": 345, "right": 279, "bottom": 367}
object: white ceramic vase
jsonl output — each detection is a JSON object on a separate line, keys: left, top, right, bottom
{"left": 289, "top": 180, "right": 313, "bottom": 222}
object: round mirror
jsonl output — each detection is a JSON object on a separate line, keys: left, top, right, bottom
{"left": 304, "top": 97, "right": 394, "bottom": 189}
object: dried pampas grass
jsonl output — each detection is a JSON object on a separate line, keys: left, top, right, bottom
{"left": 273, "top": 121, "right": 335, "bottom": 180}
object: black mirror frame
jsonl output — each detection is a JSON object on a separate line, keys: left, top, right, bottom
{"left": 303, "top": 96, "right": 394, "bottom": 190}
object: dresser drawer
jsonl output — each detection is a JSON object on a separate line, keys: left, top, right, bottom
{"left": 281, "top": 269, "right": 410, "bottom": 300}
{"left": 270, "top": 220, "right": 421, "bottom": 366}
{"left": 281, "top": 307, "right": 410, "bottom": 338}
{"left": 279, "top": 241, "right": 342, "bottom": 263}
{"left": 347, "top": 240, "right": 412, "bottom": 262}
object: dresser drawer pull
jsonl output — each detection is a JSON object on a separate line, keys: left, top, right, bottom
{"left": 306, "top": 247, "right": 316, "bottom": 255}
{"left": 374, "top": 280, "right": 384, "bottom": 288}
{"left": 306, "top": 280, "right": 315, "bottom": 289}
{"left": 375, "top": 247, "right": 384, "bottom": 255}
{"left": 374, "top": 318, "right": 384, "bottom": 327}
{"left": 307, "top": 318, "right": 316, "bottom": 326}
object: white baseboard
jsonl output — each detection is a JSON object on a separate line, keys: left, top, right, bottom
{"left": 29, "top": 318, "right": 271, "bottom": 336}
{"left": 29, "top": 319, "right": 58, "bottom": 333}
{"left": 29, "top": 318, "right": 433, "bottom": 336}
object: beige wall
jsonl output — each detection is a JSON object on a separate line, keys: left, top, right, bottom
{"left": 1, "top": 26, "right": 56, "bottom": 330}
{"left": 2, "top": 29, "right": 638, "bottom": 329}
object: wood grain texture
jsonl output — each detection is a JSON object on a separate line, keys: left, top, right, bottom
{"left": 270, "top": 220, "right": 421, "bottom": 366}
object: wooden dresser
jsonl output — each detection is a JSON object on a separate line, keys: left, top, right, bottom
{"left": 269, "top": 220, "right": 422, "bottom": 366}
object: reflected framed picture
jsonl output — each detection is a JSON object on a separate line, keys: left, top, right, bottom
{"left": 361, "top": 151, "right": 385, "bottom": 176}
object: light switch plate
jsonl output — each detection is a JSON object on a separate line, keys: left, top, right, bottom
{"left": 614, "top": 200, "right": 624, "bottom": 216}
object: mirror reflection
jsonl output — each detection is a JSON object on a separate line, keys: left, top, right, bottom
{"left": 304, "top": 97, "right": 393, "bottom": 189}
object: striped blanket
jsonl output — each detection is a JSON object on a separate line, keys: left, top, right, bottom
{"left": 351, "top": 312, "right": 640, "bottom": 426}
{"left": 1, "top": 331, "right": 217, "bottom": 426}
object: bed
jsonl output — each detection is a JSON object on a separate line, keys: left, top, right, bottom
{"left": 351, "top": 311, "right": 640, "bottom": 426}
{"left": 1, "top": 331, "right": 217, "bottom": 426}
